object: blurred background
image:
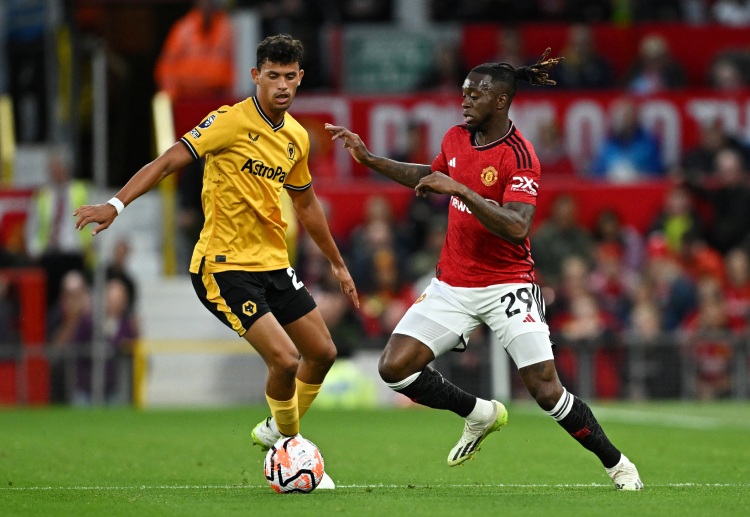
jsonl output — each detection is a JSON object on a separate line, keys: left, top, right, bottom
{"left": 1, "top": 0, "right": 750, "bottom": 409}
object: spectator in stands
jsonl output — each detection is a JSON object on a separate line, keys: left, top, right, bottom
{"left": 154, "top": 0, "right": 235, "bottom": 101}
{"left": 723, "top": 247, "right": 750, "bottom": 329}
{"left": 682, "top": 277, "right": 736, "bottom": 400}
{"left": 532, "top": 194, "right": 594, "bottom": 289}
{"left": 24, "top": 146, "right": 92, "bottom": 308}
{"left": 590, "top": 97, "right": 665, "bottom": 181}
{"left": 687, "top": 147, "right": 750, "bottom": 254}
{"left": 709, "top": 53, "right": 750, "bottom": 91}
{"left": 552, "top": 24, "right": 614, "bottom": 90}
{"left": 493, "top": 27, "right": 527, "bottom": 69}
{"left": 625, "top": 33, "right": 686, "bottom": 95}
{"left": 643, "top": 235, "right": 697, "bottom": 330}
{"left": 592, "top": 209, "right": 645, "bottom": 274}
{"left": 417, "top": 41, "right": 468, "bottom": 93}
{"left": 534, "top": 118, "right": 576, "bottom": 176}
{"left": 590, "top": 241, "right": 637, "bottom": 327}
{"left": 677, "top": 228, "right": 726, "bottom": 286}
{"left": 648, "top": 184, "right": 704, "bottom": 255}
{"left": 348, "top": 195, "right": 408, "bottom": 291}
{"left": 106, "top": 238, "right": 138, "bottom": 314}
{"left": 338, "top": 0, "right": 394, "bottom": 22}
{"left": 70, "top": 276, "right": 139, "bottom": 405}
{"left": 47, "top": 270, "right": 91, "bottom": 403}
{"left": 712, "top": 0, "right": 750, "bottom": 25}
{"left": 253, "top": 0, "right": 328, "bottom": 89}
{"left": 681, "top": 118, "right": 750, "bottom": 183}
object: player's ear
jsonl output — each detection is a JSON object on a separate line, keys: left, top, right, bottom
{"left": 251, "top": 67, "right": 260, "bottom": 85}
{"left": 496, "top": 91, "right": 510, "bottom": 111}
{"left": 298, "top": 68, "right": 304, "bottom": 84}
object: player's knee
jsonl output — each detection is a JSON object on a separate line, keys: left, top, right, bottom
{"left": 377, "top": 355, "right": 412, "bottom": 384}
{"left": 314, "top": 343, "right": 337, "bottom": 370}
{"left": 532, "top": 382, "right": 564, "bottom": 411}
{"left": 269, "top": 350, "right": 300, "bottom": 379}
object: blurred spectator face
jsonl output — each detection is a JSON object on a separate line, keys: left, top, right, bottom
{"left": 106, "top": 279, "right": 129, "bottom": 318}
{"left": 711, "top": 59, "right": 745, "bottom": 91}
{"left": 567, "top": 24, "right": 595, "bottom": 60}
{"left": 550, "top": 195, "right": 578, "bottom": 228}
{"left": 714, "top": 148, "right": 745, "bottom": 186}
{"left": 610, "top": 98, "right": 639, "bottom": 139}
{"left": 60, "top": 270, "right": 90, "bottom": 317}
{"left": 595, "top": 210, "right": 621, "bottom": 240}
{"left": 699, "top": 120, "right": 726, "bottom": 151}
{"left": 631, "top": 303, "right": 661, "bottom": 338}
{"left": 664, "top": 186, "right": 692, "bottom": 216}
{"left": 639, "top": 34, "right": 669, "bottom": 68}
{"left": 725, "top": 248, "right": 750, "bottom": 286}
{"left": 365, "top": 196, "right": 393, "bottom": 224}
{"left": 364, "top": 220, "right": 393, "bottom": 249}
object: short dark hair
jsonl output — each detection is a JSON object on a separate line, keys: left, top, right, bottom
{"left": 256, "top": 34, "right": 304, "bottom": 69}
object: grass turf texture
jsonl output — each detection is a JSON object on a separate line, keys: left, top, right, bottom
{"left": 2, "top": 402, "right": 749, "bottom": 516}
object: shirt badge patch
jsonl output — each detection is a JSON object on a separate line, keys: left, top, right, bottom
{"left": 287, "top": 142, "right": 296, "bottom": 161}
{"left": 199, "top": 114, "right": 216, "bottom": 129}
{"left": 481, "top": 166, "right": 499, "bottom": 186}
{"left": 190, "top": 128, "right": 201, "bottom": 139}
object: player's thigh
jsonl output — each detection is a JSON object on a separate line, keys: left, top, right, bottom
{"left": 243, "top": 312, "right": 300, "bottom": 369}
{"left": 392, "top": 280, "right": 481, "bottom": 358}
{"left": 282, "top": 307, "right": 336, "bottom": 363}
{"left": 506, "top": 331, "right": 555, "bottom": 370}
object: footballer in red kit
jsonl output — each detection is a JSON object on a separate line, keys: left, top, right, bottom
{"left": 326, "top": 48, "right": 642, "bottom": 490}
{"left": 433, "top": 123, "right": 539, "bottom": 288}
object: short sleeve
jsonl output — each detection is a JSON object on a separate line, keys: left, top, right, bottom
{"left": 180, "top": 106, "right": 235, "bottom": 160}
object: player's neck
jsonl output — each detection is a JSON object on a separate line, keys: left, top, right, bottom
{"left": 474, "top": 119, "right": 512, "bottom": 146}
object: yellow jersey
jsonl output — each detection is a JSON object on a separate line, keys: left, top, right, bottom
{"left": 181, "top": 96, "right": 312, "bottom": 274}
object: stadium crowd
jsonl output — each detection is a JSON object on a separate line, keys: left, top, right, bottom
{"left": 2, "top": 0, "right": 750, "bottom": 404}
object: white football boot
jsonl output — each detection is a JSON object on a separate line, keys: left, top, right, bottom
{"left": 447, "top": 400, "right": 508, "bottom": 466}
{"left": 606, "top": 454, "right": 644, "bottom": 490}
{"left": 317, "top": 472, "right": 336, "bottom": 490}
{"left": 251, "top": 417, "right": 281, "bottom": 451}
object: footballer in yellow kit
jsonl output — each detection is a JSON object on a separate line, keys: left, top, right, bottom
{"left": 181, "top": 96, "right": 311, "bottom": 275}
{"left": 73, "top": 35, "right": 359, "bottom": 449}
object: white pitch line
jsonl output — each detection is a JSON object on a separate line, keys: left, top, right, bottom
{"left": 2, "top": 483, "right": 749, "bottom": 491}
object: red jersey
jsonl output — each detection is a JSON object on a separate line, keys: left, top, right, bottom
{"left": 431, "top": 123, "right": 540, "bottom": 287}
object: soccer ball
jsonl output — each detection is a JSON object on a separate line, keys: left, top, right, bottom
{"left": 264, "top": 436, "right": 325, "bottom": 493}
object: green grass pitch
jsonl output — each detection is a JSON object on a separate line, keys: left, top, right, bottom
{"left": 2, "top": 401, "right": 750, "bottom": 516}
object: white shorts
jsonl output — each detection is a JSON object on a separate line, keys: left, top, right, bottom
{"left": 393, "top": 278, "right": 553, "bottom": 369}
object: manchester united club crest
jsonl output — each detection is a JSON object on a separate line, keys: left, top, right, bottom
{"left": 481, "top": 166, "right": 499, "bottom": 186}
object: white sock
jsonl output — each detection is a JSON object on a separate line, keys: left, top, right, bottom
{"left": 467, "top": 398, "right": 495, "bottom": 423}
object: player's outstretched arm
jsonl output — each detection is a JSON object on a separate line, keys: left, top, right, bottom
{"left": 324, "top": 123, "right": 431, "bottom": 188}
{"left": 416, "top": 172, "right": 534, "bottom": 244}
{"left": 74, "top": 142, "right": 194, "bottom": 236}
{"left": 287, "top": 186, "right": 360, "bottom": 308}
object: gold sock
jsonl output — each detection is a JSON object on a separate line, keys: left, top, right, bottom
{"left": 296, "top": 378, "right": 323, "bottom": 419}
{"left": 266, "top": 392, "right": 299, "bottom": 437}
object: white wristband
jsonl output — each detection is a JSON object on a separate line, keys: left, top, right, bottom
{"left": 107, "top": 197, "right": 125, "bottom": 215}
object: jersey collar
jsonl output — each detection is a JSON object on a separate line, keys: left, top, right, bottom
{"left": 252, "top": 97, "right": 285, "bottom": 132}
{"left": 471, "top": 121, "right": 515, "bottom": 150}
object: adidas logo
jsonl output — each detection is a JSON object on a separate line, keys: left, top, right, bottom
{"left": 523, "top": 314, "right": 535, "bottom": 323}
{"left": 448, "top": 157, "right": 456, "bottom": 167}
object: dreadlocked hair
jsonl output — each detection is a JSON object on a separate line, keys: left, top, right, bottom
{"left": 471, "top": 47, "right": 564, "bottom": 102}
